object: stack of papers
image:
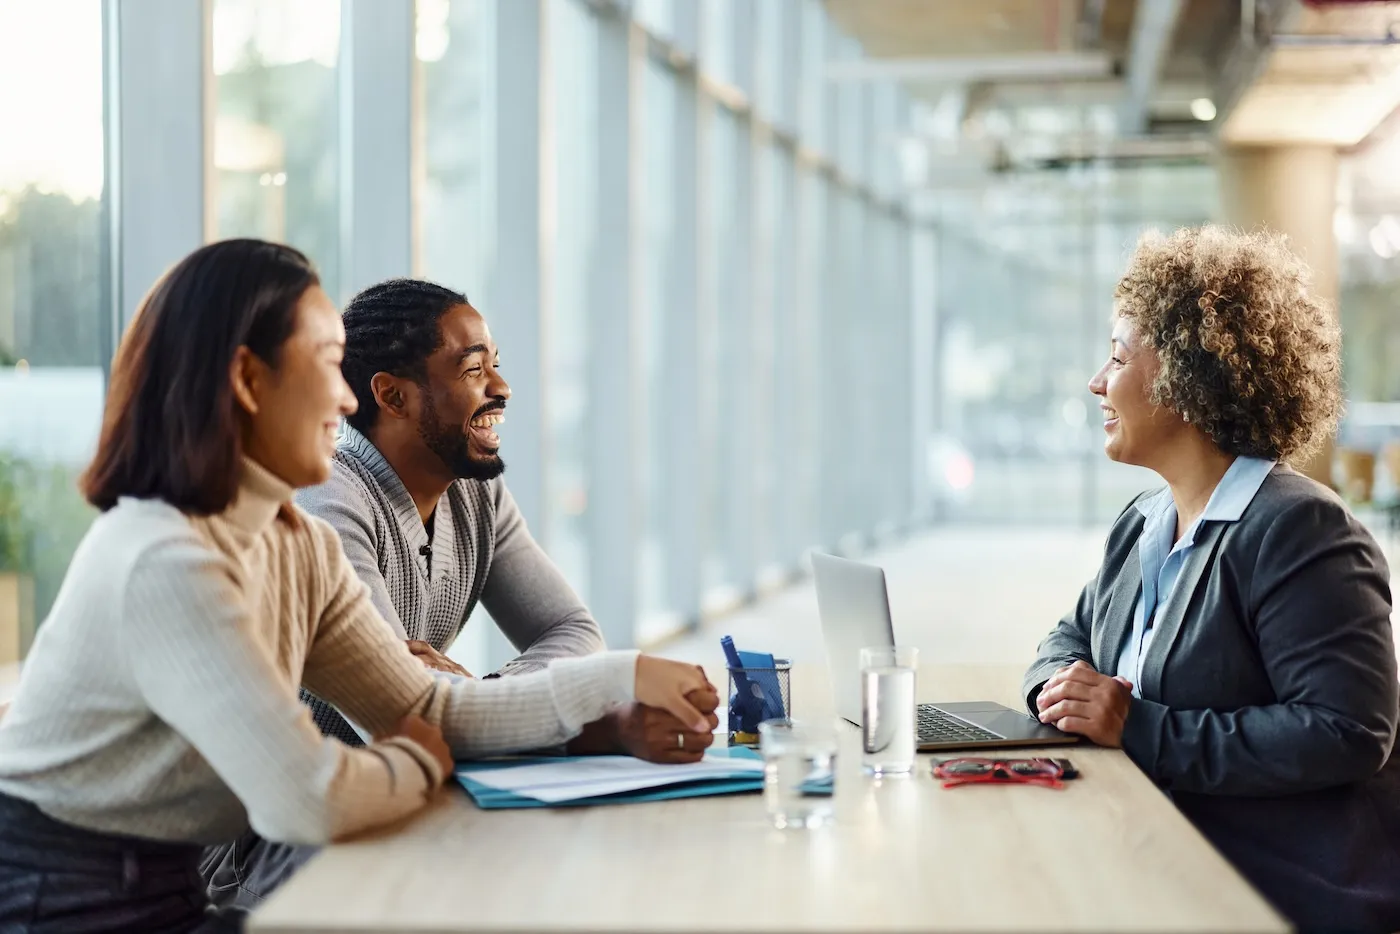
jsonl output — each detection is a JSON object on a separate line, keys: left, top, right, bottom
{"left": 455, "top": 748, "right": 766, "bottom": 809}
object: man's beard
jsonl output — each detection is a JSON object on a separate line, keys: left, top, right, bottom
{"left": 419, "top": 391, "right": 505, "bottom": 482}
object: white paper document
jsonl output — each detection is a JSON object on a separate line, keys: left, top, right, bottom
{"left": 457, "top": 752, "right": 765, "bottom": 804}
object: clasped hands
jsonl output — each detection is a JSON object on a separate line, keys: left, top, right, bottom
{"left": 1035, "top": 660, "right": 1133, "bottom": 748}
{"left": 570, "top": 687, "right": 721, "bottom": 765}
{"left": 404, "top": 640, "right": 720, "bottom": 765}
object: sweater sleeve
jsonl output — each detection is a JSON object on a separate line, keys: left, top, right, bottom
{"left": 480, "top": 480, "right": 607, "bottom": 675}
{"left": 300, "top": 518, "right": 638, "bottom": 759}
{"left": 119, "top": 535, "right": 444, "bottom": 846}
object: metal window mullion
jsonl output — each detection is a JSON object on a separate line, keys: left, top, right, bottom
{"left": 339, "top": 0, "right": 414, "bottom": 300}
{"left": 104, "top": 0, "right": 210, "bottom": 341}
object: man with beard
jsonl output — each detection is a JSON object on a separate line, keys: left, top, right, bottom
{"left": 202, "top": 279, "right": 718, "bottom": 913}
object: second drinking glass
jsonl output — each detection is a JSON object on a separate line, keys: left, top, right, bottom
{"left": 859, "top": 645, "right": 918, "bottom": 775}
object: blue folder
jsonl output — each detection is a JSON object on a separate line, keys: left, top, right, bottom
{"left": 455, "top": 747, "right": 768, "bottom": 810}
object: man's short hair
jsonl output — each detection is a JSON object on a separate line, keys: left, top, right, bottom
{"left": 341, "top": 278, "right": 469, "bottom": 434}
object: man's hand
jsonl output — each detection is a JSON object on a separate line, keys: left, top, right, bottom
{"left": 569, "top": 687, "right": 721, "bottom": 764}
{"left": 617, "top": 686, "right": 721, "bottom": 764}
{"left": 406, "top": 640, "right": 472, "bottom": 678}
{"left": 1035, "top": 660, "right": 1133, "bottom": 747}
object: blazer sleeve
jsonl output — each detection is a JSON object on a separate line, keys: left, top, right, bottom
{"left": 1021, "top": 495, "right": 1145, "bottom": 714}
{"left": 1121, "top": 495, "right": 1399, "bottom": 796}
{"left": 1021, "top": 575, "right": 1097, "bottom": 714}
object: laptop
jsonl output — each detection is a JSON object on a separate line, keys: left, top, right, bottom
{"left": 810, "top": 552, "right": 1078, "bottom": 751}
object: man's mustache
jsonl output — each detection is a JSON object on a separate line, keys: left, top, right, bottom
{"left": 471, "top": 400, "right": 507, "bottom": 420}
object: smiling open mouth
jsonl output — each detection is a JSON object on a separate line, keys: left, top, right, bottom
{"left": 468, "top": 408, "right": 505, "bottom": 449}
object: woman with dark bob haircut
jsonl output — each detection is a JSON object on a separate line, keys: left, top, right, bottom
{"left": 0, "top": 240, "right": 715, "bottom": 932}
{"left": 1025, "top": 225, "right": 1399, "bottom": 932}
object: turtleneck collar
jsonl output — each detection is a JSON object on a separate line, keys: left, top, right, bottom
{"left": 225, "top": 457, "right": 299, "bottom": 534}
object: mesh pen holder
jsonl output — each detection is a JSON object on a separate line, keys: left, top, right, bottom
{"left": 726, "top": 659, "right": 792, "bottom": 747}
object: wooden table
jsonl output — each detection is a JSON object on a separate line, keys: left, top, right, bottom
{"left": 251, "top": 664, "right": 1288, "bottom": 933}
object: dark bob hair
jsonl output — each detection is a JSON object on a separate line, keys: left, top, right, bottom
{"left": 81, "top": 239, "right": 319, "bottom": 514}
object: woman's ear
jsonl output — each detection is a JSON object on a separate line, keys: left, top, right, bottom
{"left": 229, "top": 345, "right": 264, "bottom": 416}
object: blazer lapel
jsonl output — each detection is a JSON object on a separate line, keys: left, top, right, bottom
{"left": 1138, "top": 521, "right": 1226, "bottom": 699}
{"left": 1091, "top": 537, "right": 1140, "bottom": 673}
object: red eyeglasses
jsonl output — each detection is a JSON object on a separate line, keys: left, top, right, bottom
{"left": 930, "top": 757, "right": 1069, "bottom": 789}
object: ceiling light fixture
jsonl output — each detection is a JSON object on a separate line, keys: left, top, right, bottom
{"left": 1190, "top": 98, "right": 1217, "bottom": 121}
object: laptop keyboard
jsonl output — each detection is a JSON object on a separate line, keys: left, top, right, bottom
{"left": 916, "top": 706, "right": 1001, "bottom": 745}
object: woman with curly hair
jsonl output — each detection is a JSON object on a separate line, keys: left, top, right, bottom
{"left": 1024, "top": 225, "right": 1399, "bottom": 932}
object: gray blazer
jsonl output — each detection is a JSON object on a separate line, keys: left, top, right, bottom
{"left": 1025, "top": 466, "right": 1400, "bottom": 933}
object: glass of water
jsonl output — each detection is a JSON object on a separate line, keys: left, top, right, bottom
{"left": 757, "top": 719, "right": 837, "bottom": 830}
{"left": 859, "top": 646, "right": 918, "bottom": 775}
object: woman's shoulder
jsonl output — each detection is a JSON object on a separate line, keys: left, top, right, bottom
{"left": 1237, "top": 465, "right": 1380, "bottom": 556}
{"left": 46, "top": 498, "right": 219, "bottom": 624}
{"left": 86, "top": 496, "right": 207, "bottom": 559}
{"left": 1247, "top": 465, "right": 1351, "bottom": 523}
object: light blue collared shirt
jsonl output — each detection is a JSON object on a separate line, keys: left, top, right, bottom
{"left": 1114, "top": 456, "right": 1276, "bottom": 696}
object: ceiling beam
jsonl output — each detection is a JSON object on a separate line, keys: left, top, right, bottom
{"left": 1119, "top": 0, "right": 1187, "bottom": 135}
{"left": 825, "top": 52, "right": 1113, "bottom": 84}
{"left": 1211, "top": 0, "right": 1304, "bottom": 132}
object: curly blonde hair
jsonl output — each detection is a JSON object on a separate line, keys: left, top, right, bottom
{"left": 1113, "top": 225, "right": 1342, "bottom": 463}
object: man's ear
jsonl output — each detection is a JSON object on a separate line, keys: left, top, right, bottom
{"left": 370, "top": 372, "right": 415, "bottom": 421}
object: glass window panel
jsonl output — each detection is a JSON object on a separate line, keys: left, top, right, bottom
{"left": 0, "top": 0, "right": 105, "bottom": 666}
{"left": 634, "top": 0, "right": 674, "bottom": 42}
{"left": 793, "top": 166, "right": 824, "bottom": 551}
{"left": 821, "top": 23, "right": 843, "bottom": 161}
{"left": 755, "top": 0, "right": 783, "bottom": 120}
{"left": 837, "top": 49, "right": 865, "bottom": 182}
{"left": 213, "top": 0, "right": 342, "bottom": 298}
{"left": 764, "top": 144, "right": 800, "bottom": 569}
{"left": 799, "top": 0, "right": 826, "bottom": 148}
{"left": 702, "top": 106, "right": 751, "bottom": 596}
{"left": 638, "top": 59, "right": 679, "bottom": 633}
{"left": 751, "top": 141, "right": 778, "bottom": 574}
{"left": 420, "top": 0, "right": 495, "bottom": 294}
{"left": 701, "top": 0, "right": 736, "bottom": 87}
{"left": 546, "top": 0, "right": 597, "bottom": 598}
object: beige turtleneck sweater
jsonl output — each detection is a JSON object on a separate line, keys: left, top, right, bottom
{"left": 0, "top": 459, "right": 637, "bottom": 845}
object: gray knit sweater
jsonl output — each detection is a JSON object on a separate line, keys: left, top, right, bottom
{"left": 295, "top": 426, "right": 606, "bottom": 743}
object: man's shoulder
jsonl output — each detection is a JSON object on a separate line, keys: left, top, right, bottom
{"left": 294, "top": 456, "right": 383, "bottom": 522}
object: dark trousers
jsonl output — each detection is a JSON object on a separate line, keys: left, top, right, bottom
{"left": 200, "top": 833, "right": 318, "bottom": 914}
{"left": 0, "top": 791, "right": 241, "bottom": 934}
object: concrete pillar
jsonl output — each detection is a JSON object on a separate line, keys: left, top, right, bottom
{"left": 1219, "top": 144, "right": 1339, "bottom": 487}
